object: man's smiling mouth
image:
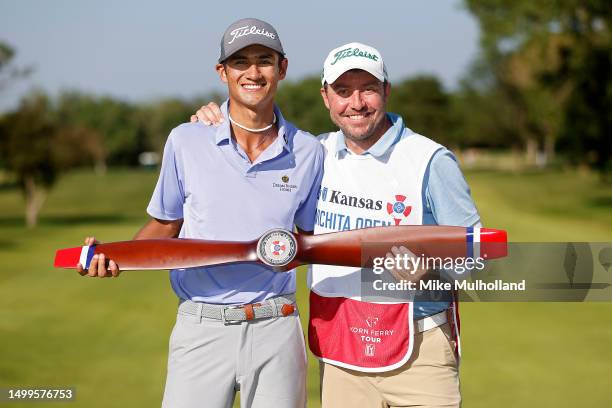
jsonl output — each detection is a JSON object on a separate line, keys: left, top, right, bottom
{"left": 345, "top": 112, "right": 373, "bottom": 120}
{"left": 242, "top": 83, "right": 265, "bottom": 90}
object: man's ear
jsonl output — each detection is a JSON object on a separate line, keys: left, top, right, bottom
{"left": 320, "top": 86, "right": 330, "bottom": 110}
{"left": 278, "top": 58, "right": 288, "bottom": 80}
{"left": 216, "top": 63, "right": 228, "bottom": 83}
{"left": 384, "top": 81, "right": 391, "bottom": 100}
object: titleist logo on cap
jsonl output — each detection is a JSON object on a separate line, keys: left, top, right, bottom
{"left": 219, "top": 18, "right": 284, "bottom": 63}
{"left": 331, "top": 47, "right": 379, "bottom": 65}
{"left": 321, "top": 42, "right": 387, "bottom": 85}
{"left": 228, "top": 25, "right": 276, "bottom": 45}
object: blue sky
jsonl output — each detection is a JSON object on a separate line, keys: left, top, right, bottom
{"left": 0, "top": 0, "right": 480, "bottom": 111}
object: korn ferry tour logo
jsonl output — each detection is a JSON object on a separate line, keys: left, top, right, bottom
{"left": 349, "top": 316, "right": 395, "bottom": 358}
{"left": 387, "top": 195, "right": 412, "bottom": 225}
{"left": 228, "top": 25, "right": 276, "bottom": 45}
{"left": 366, "top": 316, "right": 379, "bottom": 328}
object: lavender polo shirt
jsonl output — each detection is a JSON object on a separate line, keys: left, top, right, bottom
{"left": 147, "top": 101, "right": 324, "bottom": 305}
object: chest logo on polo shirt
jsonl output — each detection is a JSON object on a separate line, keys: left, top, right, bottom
{"left": 273, "top": 181, "right": 298, "bottom": 192}
{"left": 386, "top": 194, "right": 412, "bottom": 225}
{"left": 273, "top": 175, "right": 297, "bottom": 192}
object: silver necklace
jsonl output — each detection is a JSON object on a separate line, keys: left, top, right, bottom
{"left": 228, "top": 112, "right": 277, "bottom": 133}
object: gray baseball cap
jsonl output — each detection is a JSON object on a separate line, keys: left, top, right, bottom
{"left": 219, "top": 18, "right": 285, "bottom": 63}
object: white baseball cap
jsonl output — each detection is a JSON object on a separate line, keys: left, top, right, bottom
{"left": 321, "top": 42, "right": 388, "bottom": 85}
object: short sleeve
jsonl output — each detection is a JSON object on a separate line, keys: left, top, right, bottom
{"left": 425, "top": 150, "right": 483, "bottom": 282}
{"left": 294, "top": 144, "right": 325, "bottom": 232}
{"left": 425, "top": 149, "right": 480, "bottom": 227}
{"left": 146, "top": 133, "right": 185, "bottom": 220}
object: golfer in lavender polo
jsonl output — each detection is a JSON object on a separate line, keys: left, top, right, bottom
{"left": 78, "top": 18, "right": 323, "bottom": 408}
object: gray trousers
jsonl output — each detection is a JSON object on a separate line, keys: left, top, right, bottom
{"left": 161, "top": 305, "right": 307, "bottom": 408}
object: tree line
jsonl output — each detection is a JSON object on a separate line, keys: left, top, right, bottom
{"left": 1, "top": 1, "right": 610, "bottom": 226}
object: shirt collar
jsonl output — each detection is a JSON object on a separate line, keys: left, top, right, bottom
{"left": 334, "top": 113, "right": 405, "bottom": 157}
{"left": 215, "top": 100, "right": 291, "bottom": 152}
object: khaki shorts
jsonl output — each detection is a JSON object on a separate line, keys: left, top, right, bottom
{"left": 320, "top": 322, "right": 460, "bottom": 408}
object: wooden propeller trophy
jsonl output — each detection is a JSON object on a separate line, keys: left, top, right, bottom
{"left": 54, "top": 226, "right": 507, "bottom": 272}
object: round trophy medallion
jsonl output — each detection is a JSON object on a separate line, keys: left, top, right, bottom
{"left": 257, "top": 229, "right": 298, "bottom": 267}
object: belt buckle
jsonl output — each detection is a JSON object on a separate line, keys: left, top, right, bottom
{"left": 221, "top": 305, "right": 244, "bottom": 325}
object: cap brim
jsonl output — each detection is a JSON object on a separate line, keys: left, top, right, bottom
{"left": 323, "top": 63, "right": 386, "bottom": 85}
{"left": 219, "top": 44, "right": 285, "bottom": 63}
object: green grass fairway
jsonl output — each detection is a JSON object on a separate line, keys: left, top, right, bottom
{"left": 0, "top": 168, "right": 611, "bottom": 407}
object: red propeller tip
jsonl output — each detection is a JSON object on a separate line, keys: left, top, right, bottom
{"left": 54, "top": 247, "right": 83, "bottom": 268}
{"left": 480, "top": 228, "right": 508, "bottom": 259}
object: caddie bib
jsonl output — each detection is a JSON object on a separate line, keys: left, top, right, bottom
{"left": 308, "top": 128, "right": 459, "bottom": 372}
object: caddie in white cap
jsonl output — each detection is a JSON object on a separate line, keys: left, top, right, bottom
{"left": 312, "top": 41, "right": 474, "bottom": 408}
{"left": 318, "top": 42, "right": 393, "bottom": 152}
{"left": 191, "top": 41, "right": 481, "bottom": 408}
